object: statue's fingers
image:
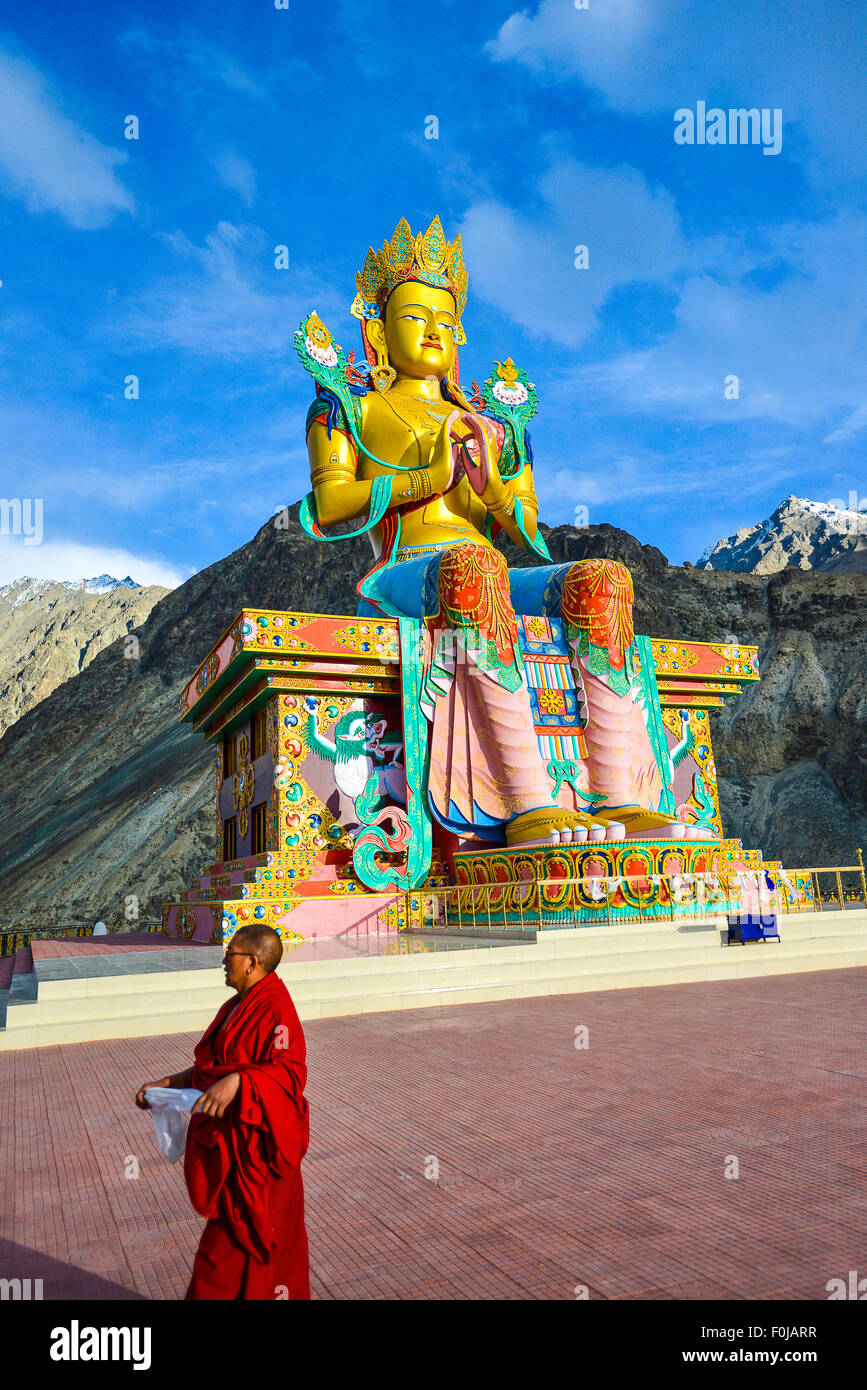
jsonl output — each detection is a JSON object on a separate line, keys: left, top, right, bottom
{"left": 445, "top": 409, "right": 468, "bottom": 442}
{"left": 477, "top": 415, "right": 498, "bottom": 460}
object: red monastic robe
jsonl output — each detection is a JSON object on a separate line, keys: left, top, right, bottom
{"left": 184, "top": 970, "right": 310, "bottom": 1300}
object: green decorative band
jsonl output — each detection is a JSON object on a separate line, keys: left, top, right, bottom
{"left": 513, "top": 494, "right": 552, "bottom": 560}
{"left": 299, "top": 474, "right": 393, "bottom": 543}
{"left": 567, "top": 626, "right": 632, "bottom": 698}
{"left": 635, "top": 634, "right": 677, "bottom": 816}
{"left": 350, "top": 618, "right": 432, "bottom": 891}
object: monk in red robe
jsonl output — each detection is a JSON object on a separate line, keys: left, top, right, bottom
{"left": 135, "top": 924, "right": 310, "bottom": 1300}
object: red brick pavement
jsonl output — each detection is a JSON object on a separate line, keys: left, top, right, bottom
{"left": 31, "top": 935, "right": 210, "bottom": 960}
{"left": 0, "top": 968, "right": 864, "bottom": 1300}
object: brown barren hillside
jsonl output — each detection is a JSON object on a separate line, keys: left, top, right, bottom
{"left": 0, "top": 577, "right": 168, "bottom": 739}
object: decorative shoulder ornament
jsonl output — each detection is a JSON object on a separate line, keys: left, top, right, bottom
{"left": 465, "top": 357, "right": 549, "bottom": 561}
{"left": 295, "top": 310, "right": 367, "bottom": 436}
{"left": 295, "top": 310, "right": 400, "bottom": 545}
{"left": 472, "top": 357, "right": 539, "bottom": 480}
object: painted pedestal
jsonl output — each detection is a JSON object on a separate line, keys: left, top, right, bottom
{"left": 162, "top": 609, "right": 811, "bottom": 947}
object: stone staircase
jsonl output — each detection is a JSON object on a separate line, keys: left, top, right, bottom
{"left": 0, "top": 946, "right": 35, "bottom": 1029}
{"left": 1, "top": 907, "right": 865, "bottom": 1051}
{"left": 181, "top": 853, "right": 353, "bottom": 905}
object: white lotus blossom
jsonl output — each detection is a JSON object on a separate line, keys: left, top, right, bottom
{"left": 492, "top": 380, "right": 528, "bottom": 406}
{"left": 306, "top": 336, "right": 338, "bottom": 368}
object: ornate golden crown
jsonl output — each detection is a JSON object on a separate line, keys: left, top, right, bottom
{"left": 350, "top": 215, "right": 469, "bottom": 344}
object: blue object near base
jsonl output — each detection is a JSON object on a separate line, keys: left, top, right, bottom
{"left": 728, "top": 914, "right": 781, "bottom": 944}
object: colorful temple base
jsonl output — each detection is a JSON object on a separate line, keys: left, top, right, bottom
{"left": 162, "top": 607, "right": 808, "bottom": 946}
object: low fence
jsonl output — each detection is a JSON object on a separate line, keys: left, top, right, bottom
{"left": 784, "top": 859, "right": 867, "bottom": 913}
{"left": 0, "top": 925, "right": 95, "bottom": 959}
{"left": 402, "top": 854, "right": 867, "bottom": 935}
{"left": 0, "top": 921, "right": 164, "bottom": 958}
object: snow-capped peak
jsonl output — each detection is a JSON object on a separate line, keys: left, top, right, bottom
{"left": 781, "top": 494, "right": 866, "bottom": 525}
{"left": 698, "top": 494, "right": 867, "bottom": 575}
{"left": 0, "top": 574, "right": 142, "bottom": 607}
{"left": 71, "top": 574, "right": 141, "bottom": 595}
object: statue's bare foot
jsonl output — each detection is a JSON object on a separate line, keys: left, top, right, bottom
{"left": 506, "top": 808, "right": 600, "bottom": 849}
{"left": 683, "top": 824, "right": 719, "bottom": 841}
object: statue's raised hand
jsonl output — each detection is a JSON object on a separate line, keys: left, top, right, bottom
{"left": 427, "top": 410, "right": 502, "bottom": 500}
{"left": 426, "top": 409, "right": 464, "bottom": 496}
{"left": 453, "top": 412, "right": 502, "bottom": 501}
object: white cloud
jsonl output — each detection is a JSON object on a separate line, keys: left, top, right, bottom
{"left": 488, "top": 0, "right": 658, "bottom": 97}
{"left": 213, "top": 150, "right": 256, "bottom": 205}
{"left": 537, "top": 437, "right": 791, "bottom": 512}
{"left": 571, "top": 210, "right": 867, "bottom": 424}
{"left": 119, "top": 25, "right": 267, "bottom": 101}
{"left": 117, "top": 23, "right": 319, "bottom": 109}
{"left": 459, "top": 150, "right": 867, "bottom": 426}
{"left": 824, "top": 404, "right": 867, "bottom": 445}
{"left": 112, "top": 221, "right": 341, "bottom": 360}
{"left": 486, "top": 0, "right": 867, "bottom": 191}
{"left": 0, "top": 537, "right": 185, "bottom": 589}
{"left": 459, "top": 159, "right": 688, "bottom": 348}
{"left": 0, "top": 44, "right": 134, "bottom": 228}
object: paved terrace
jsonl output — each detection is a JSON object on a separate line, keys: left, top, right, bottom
{"left": 0, "top": 934, "right": 218, "bottom": 1027}
{"left": 0, "top": 968, "right": 864, "bottom": 1300}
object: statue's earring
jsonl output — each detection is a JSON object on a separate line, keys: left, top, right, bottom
{"left": 365, "top": 319, "right": 396, "bottom": 392}
{"left": 370, "top": 353, "right": 396, "bottom": 393}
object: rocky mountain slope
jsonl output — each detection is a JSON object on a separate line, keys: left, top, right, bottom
{"left": 699, "top": 495, "right": 867, "bottom": 574}
{"left": 0, "top": 512, "right": 864, "bottom": 930}
{"left": 0, "top": 577, "right": 169, "bottom": 740}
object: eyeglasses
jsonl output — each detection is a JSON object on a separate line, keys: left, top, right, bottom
{"left": 223, "top": 950, "right": 256, "bottom": 960}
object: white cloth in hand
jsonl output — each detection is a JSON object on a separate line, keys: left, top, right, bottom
{"left": 146, "top": 1087, "right": 203, "bottom": 1163}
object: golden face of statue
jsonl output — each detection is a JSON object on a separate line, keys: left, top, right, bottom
{"left": 370, "top": 280, "right": 458, "bottom": 381}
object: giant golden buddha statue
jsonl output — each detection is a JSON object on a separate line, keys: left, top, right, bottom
{"left": 296, "top": 216, "right": 677, "bottom": 849}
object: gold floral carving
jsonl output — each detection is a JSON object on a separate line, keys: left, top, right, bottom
{"left": 233, "top": 732, "right": 256, "bottom": 840}
{"left": 176, "top": 905, "right": 197, "bottom": 939}
{"left": 538, "top": 688, "right": 566, "bottom": 714}
{"left": 195, "top": 652, "right": 220, "bottom": 697}
{"left": 332, "top": 623, "right": 400, "bottom": 659}
{"left": 652, "top": 642, "right": 699, "bottom": 674}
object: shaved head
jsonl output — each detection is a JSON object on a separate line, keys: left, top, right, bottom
{"left": 231, "top": 925, "right": 283, "bottom": 974}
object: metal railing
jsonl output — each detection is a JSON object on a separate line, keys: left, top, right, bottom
{"left": 1, "top": 858, "right": 863, "bottom": 955}
{"left": 404, "top": 870, "right": 759, "bottom": 934}
{"left": 781, "top": 852, "right": 867, "bottom": 914}
{"left": 401, "top": 853, "right": 867, "bottom": 936}
{"left": 0, "top": 924, "right": 97, "bottom": 958}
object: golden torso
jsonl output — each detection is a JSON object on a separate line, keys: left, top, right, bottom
{"left": 358, "top": 388, "right": 492, "bottom": 549}
{"left": 306, "top": 282, "right": 537, "bottom": 551}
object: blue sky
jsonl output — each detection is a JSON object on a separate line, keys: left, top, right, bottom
{"left": 1, "top": 0, "right": 866, "bottom": 587}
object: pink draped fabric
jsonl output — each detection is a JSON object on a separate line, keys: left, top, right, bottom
{"left": 427, "top": 654, "right": 553, "bottom": 828}
{"left": 575, "top": 664, "right": 663, "bottom": 811}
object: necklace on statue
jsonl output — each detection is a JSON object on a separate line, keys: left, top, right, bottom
{"left": 381, "top": 389, "right": 454, "bottom": 466}
{"left": 384, "top": 388, "right": 452, "bottom": 426}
